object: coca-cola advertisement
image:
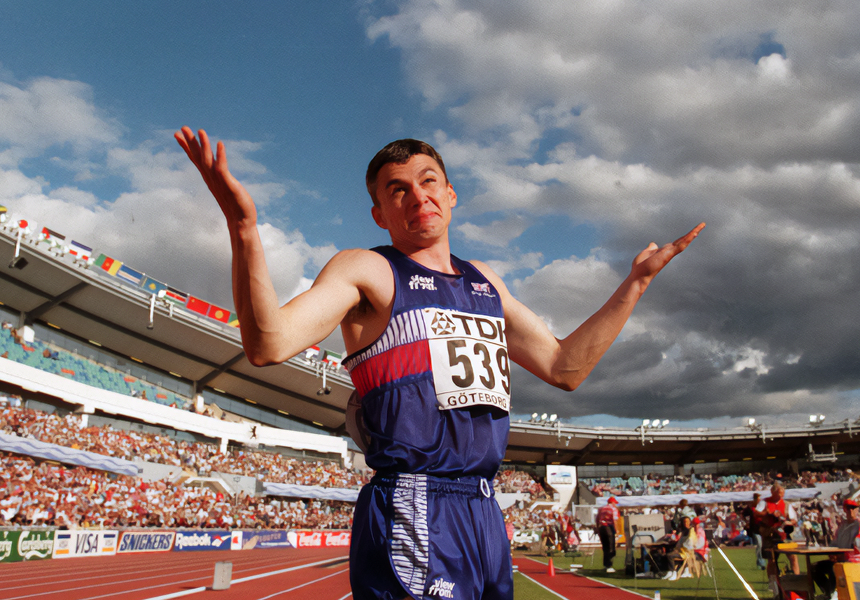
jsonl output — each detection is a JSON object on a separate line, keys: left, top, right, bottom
{"left": 288, "top": 531, "right": 351, "bottom": 548}
{"left": 323, "top": 531, "right": 351, "bottom": 547}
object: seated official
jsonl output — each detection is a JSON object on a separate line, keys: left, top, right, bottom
{"left": 663, "top": 516, "right": 703, "bottom": 580}
{"left": 812, "top": 498, "right": 860, "bottom": 599}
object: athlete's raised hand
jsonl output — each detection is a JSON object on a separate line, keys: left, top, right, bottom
{"left": 629, "top": 222, "right": 706, "bottom": 288}
{"left": 175, "top": 127, "right": 258, "bottom": 232}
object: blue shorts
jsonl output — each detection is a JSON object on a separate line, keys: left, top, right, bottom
{"left": 350, "top": 473, "right": 513, "bottom": 600}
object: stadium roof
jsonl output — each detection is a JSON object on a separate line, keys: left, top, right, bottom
{"left": 2, "top": 222, "right": 860, "bottom": 467}
{"left": 0, "top": 224, "right": 353, "bottom": 432}
{"left": 506, "top": 420, "right": 860, "bottom": 466}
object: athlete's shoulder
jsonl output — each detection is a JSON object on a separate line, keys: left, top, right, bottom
{"left": 323, "top": 248, "right": 394, "bottom": 301}
{"left": 321, "top": 248, "right": 391, "bottom": 280}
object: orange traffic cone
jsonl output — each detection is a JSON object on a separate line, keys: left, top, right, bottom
{"left": 547, "top": 557, "right": 555, "bottom": 577}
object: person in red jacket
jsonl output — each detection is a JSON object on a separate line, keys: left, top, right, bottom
{"left": 757, "top": 483, "right": 799, "bottom": 578}
{"left": 596, "top": 497, "right": 621, "bottom": 573}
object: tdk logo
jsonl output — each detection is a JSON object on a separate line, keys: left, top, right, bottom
{"left": 409, "top": 275, "right": 436, "bottom": 290}
{"left": 428, "top": 577, "right": 455, "bottom": 598}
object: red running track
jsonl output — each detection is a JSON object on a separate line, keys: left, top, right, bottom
{"left": 513, "top": 556, "right": 648, "bottom": 600}
{"left": 0, "top": 549, "right": 649, "bottom": 600}
{"left": 0, "top": 547, "right": 352, "bottom": 600}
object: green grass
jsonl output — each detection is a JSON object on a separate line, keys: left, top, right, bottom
{"left": 515, "top": 546, "right": 793, "bottom": 599}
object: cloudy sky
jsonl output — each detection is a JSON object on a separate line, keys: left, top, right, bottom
{"left": 1, "top": 1, "right": 859, "bottom": 431}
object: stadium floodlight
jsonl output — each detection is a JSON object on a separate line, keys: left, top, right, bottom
{"left": 662, "top": 419, "right": 670, "bottom": 427}
{"left": 652, "top": 418, "right": 661, "bottom": 428}
{"left": 549, "top": 414, "right": 557, "bottom": 423}
{"left": 530, "top": 413, "right": 539, "bottom": 422}
{"left": 747, "top": 417, "right": 756, "bottom": 427}
{"left": 809, "top": 414, "right": 825, "bottom": 426}
{"left": 540, "top": 413, "right": 548, "bottom": 422}
{"left": 642, "top": 419, "right": 651, "bottom": 427}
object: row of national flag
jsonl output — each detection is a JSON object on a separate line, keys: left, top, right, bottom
{"left": 3, "top": 207, "right": 354, "bottom": 367}
{"left": 0, "top": 206, "right": 239, "bottom": 327}
{"left": 93, "top": 253, "right": 240, "bottom": 327}
{"left": 1, "top": 214, "right": 96, "bottom": 263}
{"left": 4, "top": 209, "right": 240, "bottom": 328}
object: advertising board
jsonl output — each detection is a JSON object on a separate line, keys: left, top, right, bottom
{"left": 173, "top": 530, "right": 232, "bottom": 552}
{"left": 117, "top": 531, "right": 176, "bottom": 554}
{"left": 0, "top": 530, "right": 54, "bottom": 562}
{"left": 52, "top": 530, "right": 118, "bottom": 559}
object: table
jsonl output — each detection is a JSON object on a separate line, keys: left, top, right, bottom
{"left": 773, "top": 546, "right": 852, "bottom": 597}
{"left": 639, "top": 541, "right": 674, "bottom": 575}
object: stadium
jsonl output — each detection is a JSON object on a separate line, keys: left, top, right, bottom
{"left": 1, "top": 205, "right": 859, "bottom": 600}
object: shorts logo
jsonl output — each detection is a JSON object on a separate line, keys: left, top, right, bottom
{"left": 427, "top": 577, "right": 456, "bottom": 598}
{"left": 429, "top": 312, "right": 456, "bottom": 336}
{"left": 409, "top": 275, "right": 437, "bottom": 291}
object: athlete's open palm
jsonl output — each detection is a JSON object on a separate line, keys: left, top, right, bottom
{"left": 175, "top": 127, "right": 258, "bottom": 231}
{"left": 630, "top": 222, "right": 705, "bottom": 285}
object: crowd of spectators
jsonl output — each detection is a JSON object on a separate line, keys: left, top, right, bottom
{"left": 493, "top": 468, "right": 547, "bottom": 497}
{"left": 2, "top": 398, "right": 858, "bottom": 542}
{"left": 0, "top": 452, "right": 353, "bottom": 530}
{"left": 0, "top": 404, "right": 370, "bottom": 488}
{"left": 583, "top": 468, "right": 857, "bottom": 498}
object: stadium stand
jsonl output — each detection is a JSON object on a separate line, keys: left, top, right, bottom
{"left": 1, "top": 204, "right": 859, "bottom": 549}
{"left": 582, "top": 470, "right": 858, "bottom": 498}
{"left": 0, "top": 323, "right": 191, "bottom": 410}
{"left": 0, "top": 452, "right": 354, "bottom": 530}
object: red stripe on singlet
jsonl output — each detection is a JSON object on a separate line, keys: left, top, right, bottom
{"left": 349, "top": 339, "right": 431, "bottom": 397}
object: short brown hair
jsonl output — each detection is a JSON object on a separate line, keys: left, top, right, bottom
{"left": 365, "top": 139, "right": 448, "bottom": 206}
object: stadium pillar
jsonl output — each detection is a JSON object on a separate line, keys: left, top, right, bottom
{"left": 220, "top": 437, "right": 228, "bottom": 454}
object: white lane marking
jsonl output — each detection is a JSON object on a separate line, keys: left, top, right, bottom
{"left": 139, "top": 556, "right": 348, "bottom": 600}
{"left": 515, "top": 571, "right": 570, "bottom": 599}
{"left": 251, "top": 566, "right": 349, "bottom": 600}
{"left": 520, "top": 557, "right": 652, "bottom": 599}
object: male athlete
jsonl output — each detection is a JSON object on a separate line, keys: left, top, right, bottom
{"left": 175, "top": 128, "right": 704, "bottom": 600}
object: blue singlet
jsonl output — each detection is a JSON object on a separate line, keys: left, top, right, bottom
{"left": 345, "top": 246, "right": 514, "bottom": 600}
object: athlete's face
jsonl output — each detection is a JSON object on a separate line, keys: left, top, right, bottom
{"left": 371, "top": 154, "right": 457, "bottom": 248}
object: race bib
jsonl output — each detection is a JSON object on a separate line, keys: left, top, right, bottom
{"left": 421, "top": 308, "right": 511, "bottom": 412}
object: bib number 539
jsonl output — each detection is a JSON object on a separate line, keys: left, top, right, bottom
{"left": 447, "top": 339, "right": 510, "bottom": 394}
{"left": 423, "top": 307, "right": 511, "bottom": 412}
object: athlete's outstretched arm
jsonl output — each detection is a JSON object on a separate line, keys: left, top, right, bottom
{"left": 175, "top": 127, "right": 362, "bottom": 365}
{"left": 475, "top": 223, "right": 705, "bottom": 391}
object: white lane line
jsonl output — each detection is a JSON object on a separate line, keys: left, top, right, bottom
{"left": 139, "top": 556, "right": 348, "bottom": 600}
{"left": 3, "top": 560, "right": 216, "bottom": 592}
{"left": 515, "top": 571, "right": 570, "bottom": 600}
{"left": 520, "top": 557, "right": 652, "bottom": 600}
{"left": 251, "top": 566, "right": 349, "bottom": 600}
{"left": 7, "top": 564, "right": 215, "bottom": 600}
{"left": 12, "top": 555, "right": 329, "bottom": 600}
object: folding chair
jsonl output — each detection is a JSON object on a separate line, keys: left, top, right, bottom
{"left": 694, "top": 544, "right": 720, "bottom": 600}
